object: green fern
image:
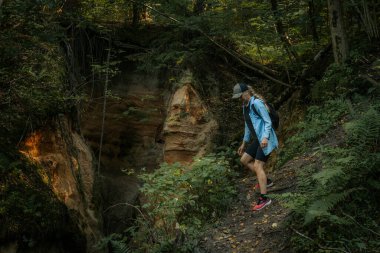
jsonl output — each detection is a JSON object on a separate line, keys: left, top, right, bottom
{"left": 110, "top": 240, "right": 130, "bottom": 253}
{"left": 312, "top": 166, "right": 345, "bottom": 186}
{"left": 304, "top": 189, "right": 357, "bottom": 225}
{"left": 345, "top": 107, "right": 380, "bottom": 151}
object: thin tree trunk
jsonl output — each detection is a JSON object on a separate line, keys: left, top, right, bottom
{"left": 350, "top": 0, "right": 379, "bottom": 39}
{"left": 269, "top": 0, "right": 299, "bottom": 62}
{"left": 362, "top": 0, "right": 379, "bottom": 38}
{"left": 328, "top": 0, "right": 349, "bottom": 64}
{"left": 132, "top": 3, "right": 140, "bottom": 27}
{"left": 308, "top": 0, "right": 319, "bottom": 43}
{"left": 98, "top": 40, "right": 112, "bottom": 176}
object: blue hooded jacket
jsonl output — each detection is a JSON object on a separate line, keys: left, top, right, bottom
{"left": 243, "top": 97, "right": 279, "bottom": 155}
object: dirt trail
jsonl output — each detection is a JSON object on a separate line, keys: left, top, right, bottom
{"left": 199, "top": 157, "right": 309, "bottom": 253}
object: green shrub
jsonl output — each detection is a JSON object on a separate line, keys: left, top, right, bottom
{"left": 311, "top": 64, "right": 361, "bottom": 101}
{"left": 128, "top": 153, "right": 238, "bottom": 252}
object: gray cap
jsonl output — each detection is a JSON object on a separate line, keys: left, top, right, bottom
{"left": 232, "top": 83, "right": 248, "bottom": 99}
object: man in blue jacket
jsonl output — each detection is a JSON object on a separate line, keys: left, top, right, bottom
{"left": 232, "top": 83, "right": 279, "bottom": 211}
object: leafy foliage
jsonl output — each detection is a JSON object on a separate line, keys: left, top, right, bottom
{"left": 277, "top": 98, "right": 348, "bottom": 166}
{"left": 0, "top": 0, "right": 77, "bottom": 151}
{"left": 125, "top": 152, "right": 238, "bottom": 252}
{"left": 311, "top": 63, "right": 363, "bottom": 100}
{"left": 276, "top": 96, "right": 380, "bottom": 252}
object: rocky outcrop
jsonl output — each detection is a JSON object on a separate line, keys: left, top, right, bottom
{"left": 20, "top": 116, "right": 103, "bottom": 253}
{"left": 163, "top": 73, "right": 218, "bottom": 164}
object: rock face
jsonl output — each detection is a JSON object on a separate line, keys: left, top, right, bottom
{"left": 82, "top": 72, "right": 165, "bottom": 172}
{"left": 163, "top": 80, "right": 218, "bottom": 164}
{"left": 81, "top": 71, "right": 165, "bottom": 235}
{"left": 20, "top": 116, "right": 103, "bottom": 253}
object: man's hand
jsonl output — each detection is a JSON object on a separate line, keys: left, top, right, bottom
{"left": 238, "top": 142, "right": 246, "bottom": 156}
{"left": 260, "top": 137, "right": 268, "bottom": 148}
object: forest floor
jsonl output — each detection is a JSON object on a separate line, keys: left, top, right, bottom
{"left": 199, "top": 154, "right": 319, "bottom": 253}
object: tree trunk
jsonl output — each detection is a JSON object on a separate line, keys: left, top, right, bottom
{"left": 327, "top": 0, "right": 349, "bottom": 64}
{"left": 269, "top": 0, "right": 299, "bottom": 62}
{"left": 132, "top": 3, "right": 140, "bottom": 27}
{"left": 350, "top": 0, "right": 379, "bottom": 39}
{"left": 308, "top": 0, "right": 319, "bottom": 43}
{"left": 193, "top": 0, "right": 206, "bottom": 15}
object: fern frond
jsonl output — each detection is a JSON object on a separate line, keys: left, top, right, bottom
{"left": 345, "top": 107, "right": 380, "bottom": 150}
{"left": 312, "top": 166, "right": 344, "bottom": 186}
{"left": 304, "top": 189, "right": 356, "bottom": 225}
{"left": 110, "top": 240, "right": 130, "bottom": 253}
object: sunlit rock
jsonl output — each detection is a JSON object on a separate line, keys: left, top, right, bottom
{"left": 163, "top": 73, "right": 218, "bottom": 164}
{"left": 20, "top": 116, "right": 103, "bottom": 253}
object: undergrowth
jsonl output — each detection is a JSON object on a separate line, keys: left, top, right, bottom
{"left": 103, "top": 149, "right": 239, "bottom": 253}
{"left": 276, "top": 95, "right": 380, "bottom": 252}
{"left": 277, "top": 98, "right": 349, "bottom": 166}
{"left": 0, "top": 153, "right": 85, "bottom": 250}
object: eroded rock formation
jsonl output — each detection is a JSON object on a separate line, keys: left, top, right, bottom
{"left": 20, "top": 116, "right": 103, "bottom": 253}
{"left": 163, "top": 75, "right": 218, "bottom": 164}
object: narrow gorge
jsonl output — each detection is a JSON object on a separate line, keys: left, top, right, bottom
{"left": 10, "top": 66, "right": 220, "bottom": 252}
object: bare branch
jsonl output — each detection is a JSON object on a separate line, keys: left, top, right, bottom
{"left": 360, "top": 74, "right": 380, "bottom": 87}
{"left": 341, "top": 211, "right": 380, "bottom": 237}
{"left": 291, "top": 227, "right": 350, "bottom": 253}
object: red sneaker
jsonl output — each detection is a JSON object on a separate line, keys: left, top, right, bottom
{"left": 252, "top": 197, "right": 272, "bottom": 211}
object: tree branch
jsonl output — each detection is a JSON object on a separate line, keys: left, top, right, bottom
{"left": 291, "top": 227, "right": 350, "bottom": 253}
{"left": 341, "top": 211, "right": 380, "bottom": 237}
{"left": 360, "top": 74, "right": 380, "bottom": 87}
{"left": 128, "top": 0, "right": 291, "bottom": 88}
{"left": 197, "top": 29, "right": 291, "bottom": 87}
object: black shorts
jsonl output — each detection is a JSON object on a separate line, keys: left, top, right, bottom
{"left": 245, "top": 139, "right": 270, "bottom": 162}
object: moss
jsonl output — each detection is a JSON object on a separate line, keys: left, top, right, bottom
{"left": 0, "top": 153, "right": 86, "bottom": 252}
